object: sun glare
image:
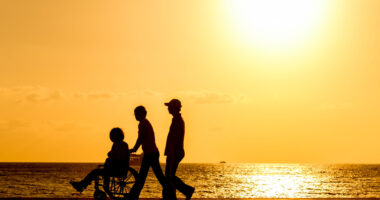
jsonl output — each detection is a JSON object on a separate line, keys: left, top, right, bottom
{"left": 227, "top": 0, "right": 328, "bottom": 52}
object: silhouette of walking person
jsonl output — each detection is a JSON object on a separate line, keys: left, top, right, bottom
{"left": 164, "top": 99, "right": 195, "bottom": 200}
{"left": 128, "top": 106, "right": 169, "bottom": 200}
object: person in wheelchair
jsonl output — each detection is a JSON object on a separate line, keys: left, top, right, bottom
{"left": 70, "top": 127, "right": 130, "bottom": 193}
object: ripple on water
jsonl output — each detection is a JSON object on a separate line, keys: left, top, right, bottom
{"left": 1, "top": 163, "right": 380, "bottom": 198}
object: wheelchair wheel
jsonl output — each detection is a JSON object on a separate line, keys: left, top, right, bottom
{"left": 94, "top": 189, "right": 107, "bottom": 200}
{"left": 107, "top": 167, "right": 138, "bottom": 200}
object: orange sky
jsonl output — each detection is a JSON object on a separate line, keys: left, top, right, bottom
{"left": 0, "top": 0, "right": 379, "bottom": 163}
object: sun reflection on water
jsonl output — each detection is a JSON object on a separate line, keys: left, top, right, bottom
{"left": 248, "top": 174, "right": 312, "bottom": 197}
{"left": 1, "top": 163, "right": 379, "bottom": 198}
{"left": 232, "top": 164, "right": 319, "bottom": 198}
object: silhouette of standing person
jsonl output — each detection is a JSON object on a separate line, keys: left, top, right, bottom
{"left": 164, "top": 99, "right": 195, "bottom": 200}
{"left": 128, "top": 106, "right": 169, "bottom": 200}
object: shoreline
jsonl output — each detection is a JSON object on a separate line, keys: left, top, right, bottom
{"left": 1, "top": 198, "right": 380, "bottom": 200}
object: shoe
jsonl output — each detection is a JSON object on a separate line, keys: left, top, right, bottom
{"left": 70, "top": 180, "right": 85, "bottom": 193}
{"left": 185, "top": 187, "right": 195, "bottom": 200}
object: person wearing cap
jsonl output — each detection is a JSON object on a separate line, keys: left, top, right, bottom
{"left": 164, "top": 99, "right": 195, "bottom": 200}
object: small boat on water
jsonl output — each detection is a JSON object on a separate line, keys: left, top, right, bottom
{"left": 220, "top": 161, "right": 226, "bottom": 164}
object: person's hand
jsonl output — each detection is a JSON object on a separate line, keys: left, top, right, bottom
{"left": 129, "top": 149, "right": 136, "bottom": 153}
{"left": 176, "top": 150, "right": 185, "bottom": 159}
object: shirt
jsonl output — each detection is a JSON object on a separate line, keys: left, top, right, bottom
{"left": 106, "top": 141, "right": 130, "bottom": 175}
{"left": 108, "top": 141, "right": 130, "bottom": 161}
{"left": 164, "top": 113, "right": 185, "bottom": 157}
{"left": 137, "top": 119, "right": 159, "bottom": 155}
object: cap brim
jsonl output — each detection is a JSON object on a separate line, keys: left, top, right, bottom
{"left": 164, "top": 103, "right": 170, "bottom": 106}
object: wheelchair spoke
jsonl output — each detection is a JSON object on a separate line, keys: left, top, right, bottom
{"left": 125, "top": 181, "right": 135, "bottom": 184}
{"left": 98, "top": 167, "right": 138, "bottom": 199}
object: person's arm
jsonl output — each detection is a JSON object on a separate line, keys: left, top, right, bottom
{"left": 130, "top": 127, "right": 143, "bottom": 153}
{"left": 173, "top": 118, "right": 185, "bottom": 155}
{"left": 125, "top": 143, "right": 130, "bottom": 162}
{"left": 108, "top": 143, "right": 117, "bottom": 159}
{"left": 178, "top": 122, "right": 185, "bottom": 152}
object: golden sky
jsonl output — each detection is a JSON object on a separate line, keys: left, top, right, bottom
{"left": 1, "top": 0, "right": 379, "bottom": 163}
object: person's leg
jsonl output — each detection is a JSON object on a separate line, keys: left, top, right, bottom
{"left": 71, "top": 168, "right": 104, "bottom": 192}
{"left": 173, "top": 176, "right": 194, "bottom": 197}
{"left": 148, "top": 152, "right": 173, "bottom": 200}
{"left": 165, "top": 156, "right": 178, "bottom": 200}
{"left": 81, "top": 168, "right": 104, "bottom": 187}
{"left": 150, "top": 152, "right": 167, "bottom": 187}
{"left": 171, "top": 156, "right": 195, "bottom": 199}
{"left": 128, "top": 155, "right": 151, "bottom": 200}
{"left": 102, "top": 168, "right": 111, "bottom": 192}
{"left": 103, "top": 175, "right": 110, "bottom": 190}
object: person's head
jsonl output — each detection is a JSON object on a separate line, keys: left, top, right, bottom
{"left": 164, "top": 99, "right": 181, "bottom": 115}
{"left": 110, "top": 127, "right": 124, "bottom": 142}
{"left": 134, "top": 106, "right": 147, "bottom": 121}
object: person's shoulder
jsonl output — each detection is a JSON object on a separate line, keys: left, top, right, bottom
{"left": 139, "top": 118, "right": 147, "bottom": 124}
{"left": 174, "top": 114, "right": 184, "bottom": 123}
{"left": 139, "top": 119, "right": 148, "bottom": 126}
{"left": 142, "top": 119, "right": 153, "bottom": 127}
{"left": 139, "top": 119, "right": 153, "bottom": 130}
{"left": 121, "top": 141, "right": 129, "bottom": 149}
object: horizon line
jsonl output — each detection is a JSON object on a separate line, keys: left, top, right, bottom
{"left": 1, "top": 161, "right": 379, "bottom": 165}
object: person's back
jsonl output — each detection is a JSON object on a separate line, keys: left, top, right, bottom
{"left": 107, "top": 140, "right": 130, "bottom": 176}
{"left": 164, "top": 113, "right": 185, "bottom": 157}
{"left": 138, "top": 118, "right": 159, "bottom": 155}
{"left": 109, "top": 141, "right": 129, "bottom": 161}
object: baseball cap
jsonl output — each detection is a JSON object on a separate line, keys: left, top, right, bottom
{"left": 164, "top": 99, "right": 182, "bottom": 108}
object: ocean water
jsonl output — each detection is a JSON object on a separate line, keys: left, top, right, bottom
{"left": 0, "top": 163, "right": 379, "bottom": 198}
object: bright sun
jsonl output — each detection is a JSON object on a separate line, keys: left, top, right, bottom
{"left": 227, "top": 0, "right": 328, "bottom": 52}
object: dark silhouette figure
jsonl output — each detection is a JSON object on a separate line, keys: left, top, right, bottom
{"left": 128, "top": 106, "right": 169, "bottom": 200}
{"left": 164, "top": 99, "right": 195, "bottom": 200}
{"left": 70, "top": 128, "right": 130, "bottom": 193}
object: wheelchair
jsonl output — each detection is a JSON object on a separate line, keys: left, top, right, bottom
{"left": 93, "top": 165, "right": 138, "bottom": 200}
